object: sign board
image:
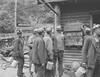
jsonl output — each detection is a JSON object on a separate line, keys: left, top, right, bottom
{"left": 0, "top": 33, "right": 15, "bottom": 39}
{"left": 65, "top": 31, "right": 83, "bottom": 46}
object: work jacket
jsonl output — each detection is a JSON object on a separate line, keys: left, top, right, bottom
{"left": 31, "top": 36, "right": 47, "bottom": 64}
{"left": 13, "top": 38, "right": 24, "bottom": 59}
{"left": 82, "top": 36, "right": 99, "bottom": 69}
{"left": 43, "top": 34, "right": 53, "bottom": 60}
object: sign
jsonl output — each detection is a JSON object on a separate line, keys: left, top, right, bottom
{"left": 0, "top": 33, "right": 15, "bottom": 39}
{"left": 65, "top": 31, "right": 83, "bottom": 46}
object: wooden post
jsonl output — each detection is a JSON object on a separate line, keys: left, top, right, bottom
{"left": 54, "top": 4, "right": 61, "bottom": 34}
{"left": 15, "top": 0, "right": 17, "bottom": 34}
{"left": 90, "top": 15, "right": 93, "bottom": 34}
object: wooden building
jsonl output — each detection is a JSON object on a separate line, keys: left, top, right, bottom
{"left": 37, "top": 0, "right": 100, "bottom": 65}
{"left": 38, "top": 0, "right": 100, "bottom": 50}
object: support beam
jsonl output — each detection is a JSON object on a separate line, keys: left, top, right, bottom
{"left": 54, "top": 4, "right": 61, "bottom": 33}
{"left": 39, "top": 0, "right": 58, "bottom": 15}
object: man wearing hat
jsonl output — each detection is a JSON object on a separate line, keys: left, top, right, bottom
{"left": 13, "top": 30, "right": 24, "bottom": 77}
{"left": 82, "top": 24, "right": 100, "bottom": 77}
{"left": 30, "top": 28, "right": 47, "bottom": 77}
{"left": 43, "top": 27, "right": 53, "bottom": 77}
{"left": 53, "top": 26, "right": 65, "bottom": 77}
{"left": 28, "top": 29, "right": 38, "bottom": 76}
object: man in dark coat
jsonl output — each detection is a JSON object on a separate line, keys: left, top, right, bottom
{"left": 82, "top": 24, "right": 100, "bottom": 77}
{"left": 30, "top": 28, "right": 47, "bottom": 77}
{"left": 13, "top": 30, "right": 24, "bottom": 77}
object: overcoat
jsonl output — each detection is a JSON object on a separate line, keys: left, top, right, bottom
{"left": 82, "top": 36, "right": 97, "bottom": 69}
{"left": 31, "top": 36, "right": 47, "bottom": 64}
{"left": 13, "top": 38, "right": 24, "bottom": 59}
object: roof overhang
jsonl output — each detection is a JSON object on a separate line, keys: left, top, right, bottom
{"left": 38, "top": 0, "right": 100, "bottom": 4}
{"left": 41, "top": 0, "right": 67, "bottom": 2}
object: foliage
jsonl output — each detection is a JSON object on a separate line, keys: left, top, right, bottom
{"left": 0, "top": 0, "right": 54, "bottom": 33}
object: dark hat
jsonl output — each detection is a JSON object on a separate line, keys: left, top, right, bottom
{"left": 17, "top": 30, "right": 22, "bottom": 34}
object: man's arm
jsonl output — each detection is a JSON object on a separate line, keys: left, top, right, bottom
{"left": 46, "top": 38, "right": 53, "bottom": 60}
{"left": 37, "top": 39, "right": 46, "bottom": 64}
{"left": 82, "top": 37, "right": 91, "bottom": 63}
{"left": 12, "top": 39, "right": 19, "bottom": 58}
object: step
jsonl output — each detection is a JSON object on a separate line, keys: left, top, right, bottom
{"left": 64, "top": 50, "right": 82, "bottom": 53}
{"left": 64, "top": 53, "right": 82, "bottom": 56}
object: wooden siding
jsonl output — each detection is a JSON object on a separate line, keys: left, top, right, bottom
{"left": 61, "top": 13, "right": 91, "bottom": 31}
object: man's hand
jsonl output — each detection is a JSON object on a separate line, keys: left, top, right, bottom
{"left": 42, "top": 63, "right": 45, "bottom": 67}
{"left": 82, "top": 63, "right": 87, "bottom": 68}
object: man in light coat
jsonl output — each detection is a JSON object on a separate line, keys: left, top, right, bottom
{"left": 43, "top": 27, "right": 53, "bottom": 77}
{"left": 53, "top": 26, "right": 65, "bottom": 77}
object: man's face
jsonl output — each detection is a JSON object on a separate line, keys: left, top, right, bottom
{"left": 95, "top": 28, "right": 100, "bottom": 40}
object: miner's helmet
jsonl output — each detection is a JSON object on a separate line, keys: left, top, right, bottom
{"left": 16, "top": 29, "right": 22, "bottom": 35}
{"left": 85, "top": 27, "right": 91, "bottom": 35}
{"left": 32, "top": 29, "right": 38, "bottom": 34}
{"left": 85, "top": 27, "right": 91, "bottom": 31}
{"left": 45, "top": 27, "right": 52, "bottom": 32}
{"left": 56, "top": 26, "right": 62, "bottom": 31}
{"left": 37, "top": 28, "right": 44, "bottom": 34}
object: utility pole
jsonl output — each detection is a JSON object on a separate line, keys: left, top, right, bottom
{"left": 15, "top": 0, "right": 17, "bottom": 34}
{"left": 54, "top": 5, "right": 60, "bottom": 34}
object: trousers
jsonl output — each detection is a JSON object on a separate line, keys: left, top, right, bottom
{"left": 17, "top": 57, "right": 24, "bottom": 77}
{"left": 34, "top": 64, "right": 45, "bottom": 77}
{"left": 53, "top": 50, "right": 64, "bottom": 77}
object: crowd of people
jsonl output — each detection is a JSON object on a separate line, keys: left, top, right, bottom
{"left": 12, "top": 26, "right": 65, "bottom": 77}
{"left": 2, "top": 23, "right": 100, "bottom": 77}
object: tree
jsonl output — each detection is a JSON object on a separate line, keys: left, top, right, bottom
{"left": 0, "top": 11, "right": 14, "bottom": 33}
{"left": 0, "top": 0, "right": 54, "bottom": 33}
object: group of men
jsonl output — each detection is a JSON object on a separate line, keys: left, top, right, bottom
{"left": 12, "top": 23, "right": 100, "bottom": 77}
{"left": 27, "top": 26, "right": 64, "bottom": 77}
